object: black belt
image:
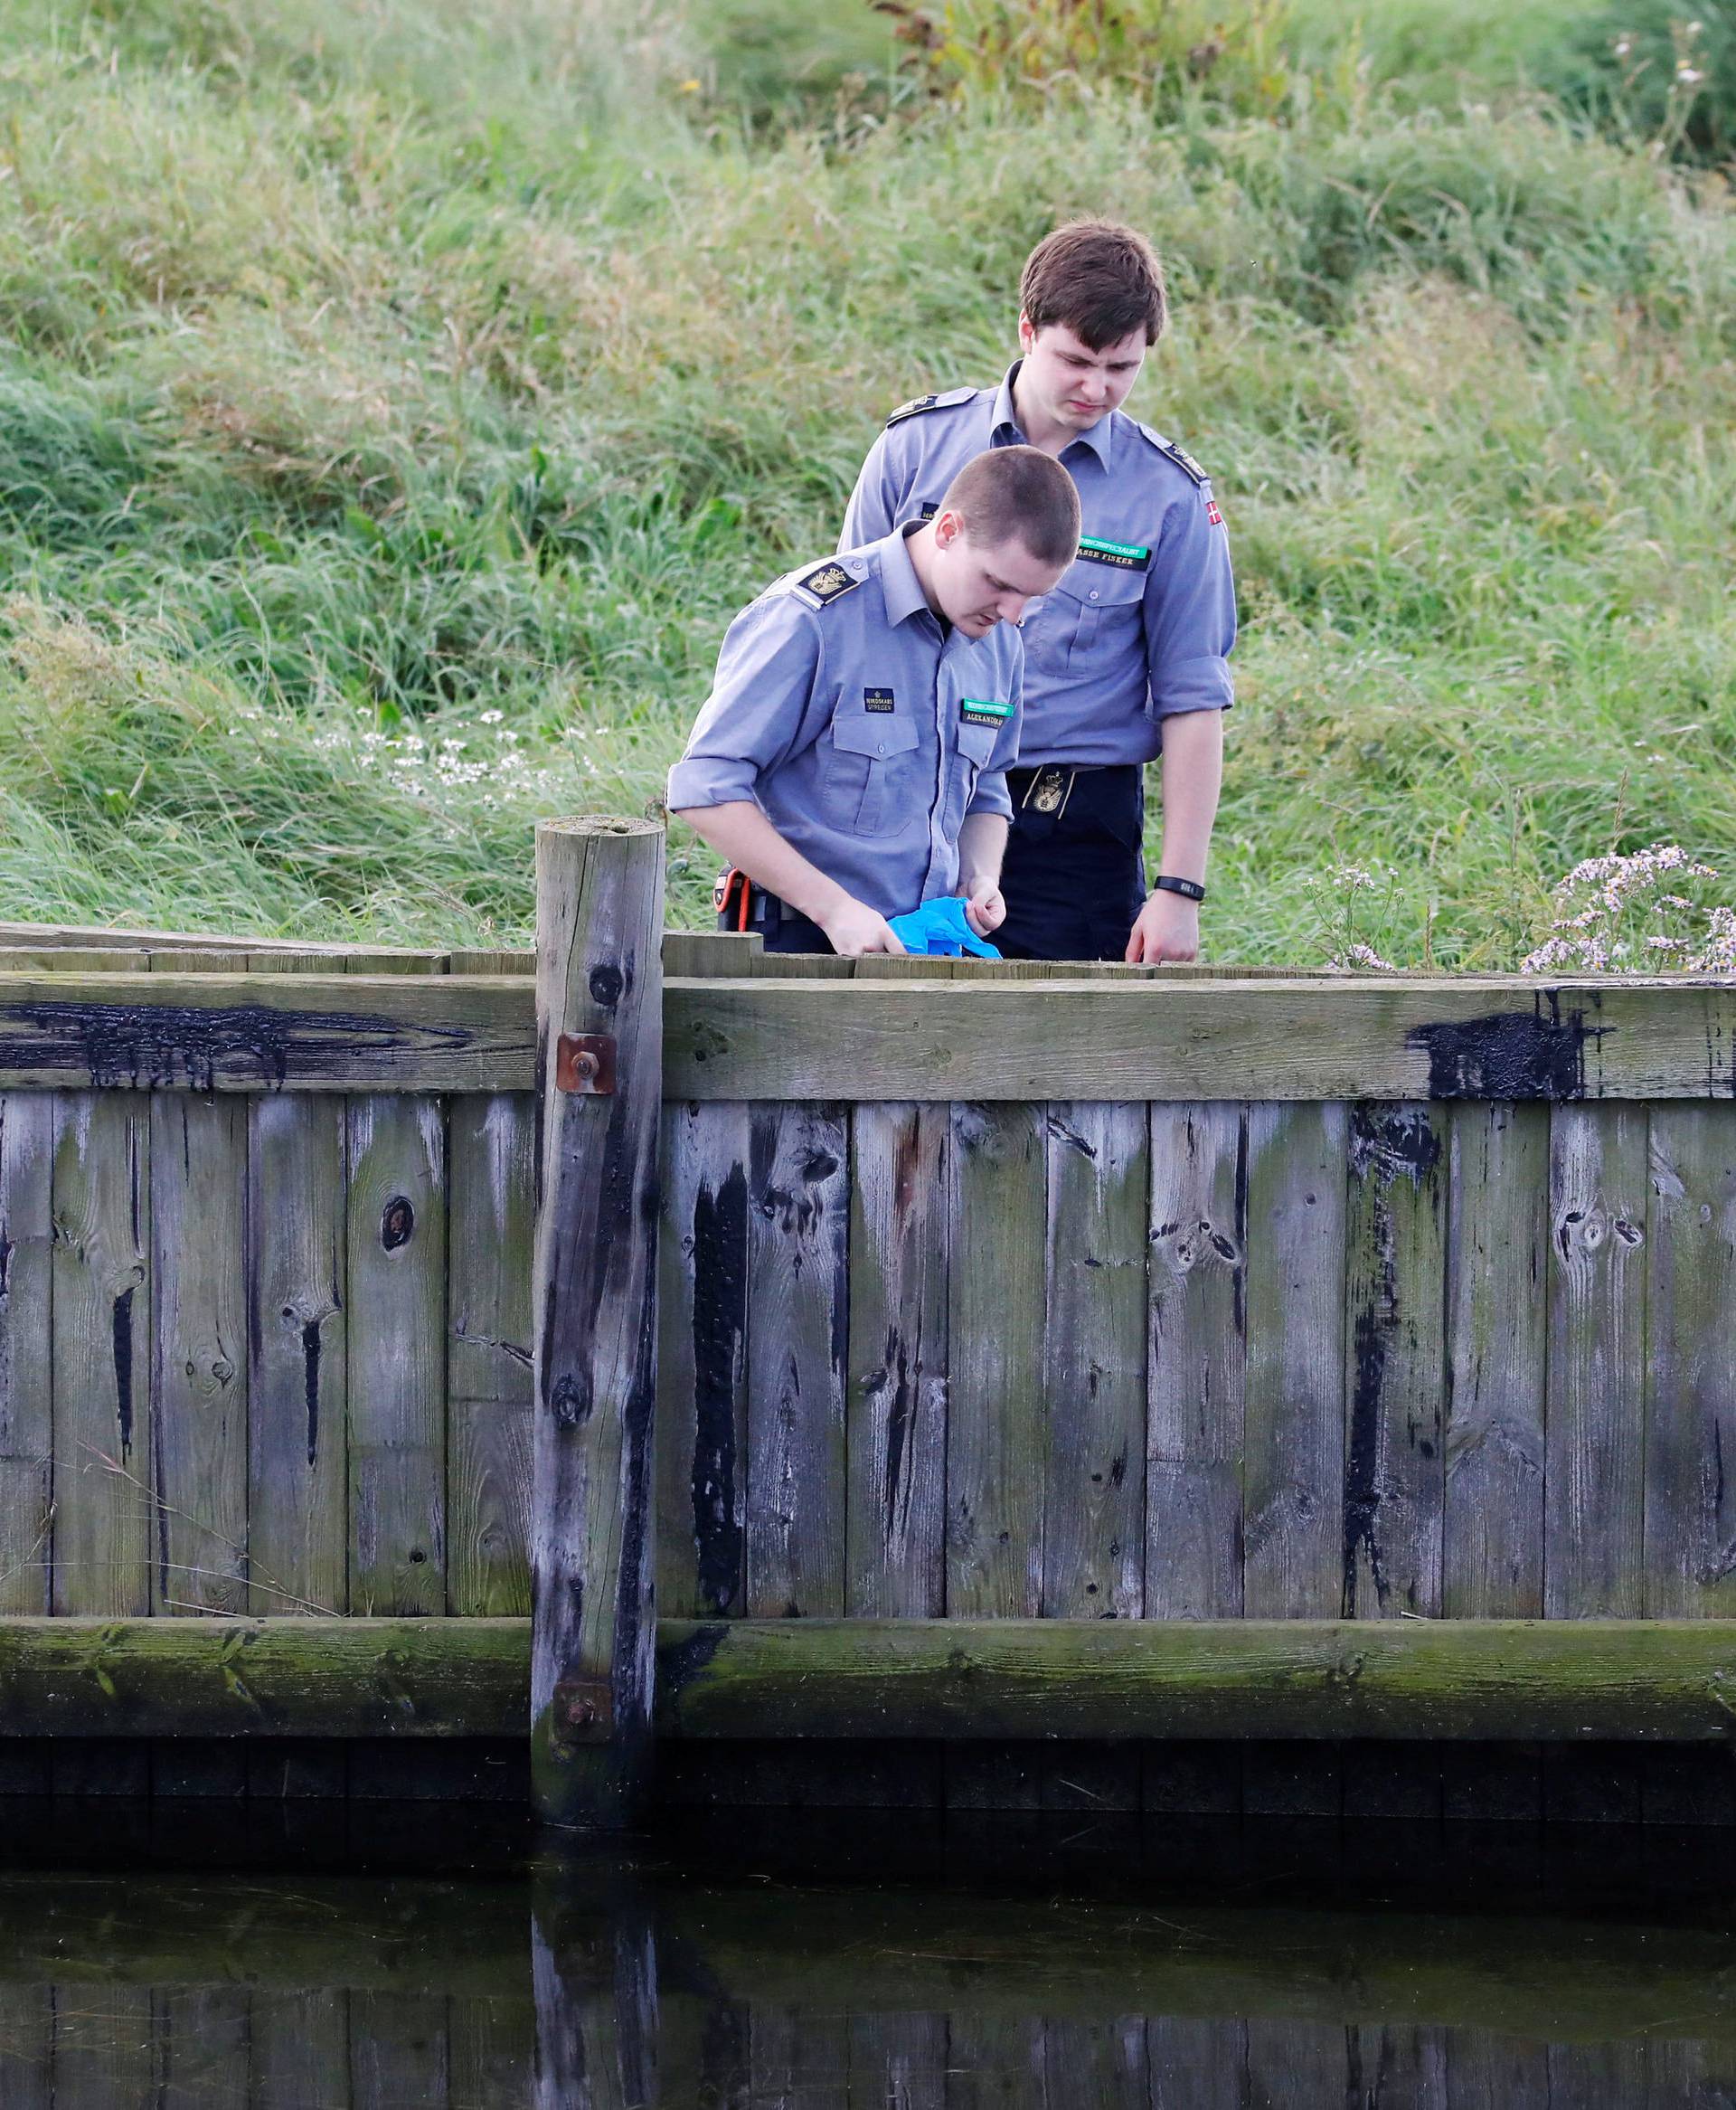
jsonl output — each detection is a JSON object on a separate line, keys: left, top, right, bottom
{"left": 1008, "top": 762, "right": 1135, "bottom": 818}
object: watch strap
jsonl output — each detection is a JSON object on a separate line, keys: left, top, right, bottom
{"left": 1152, "top": 875, "right": 1206, "bottom": 904}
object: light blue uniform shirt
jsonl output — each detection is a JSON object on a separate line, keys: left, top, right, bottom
{"left": 667, "top": 529, "right": 1024, "bottom": 919}
{"left": 841, "top": 362, "right": 1235, "bottom": 769}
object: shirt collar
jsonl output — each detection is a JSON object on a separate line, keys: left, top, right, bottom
{"left": 878, "top": 525, "right": 936, "bottom": 628}
{"left": 991, "top": 359, "right": 1114, "bottom": 468}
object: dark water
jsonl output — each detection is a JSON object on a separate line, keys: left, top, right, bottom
{"left": 3, "top": 1805, "right": 1735, "bottom": 2105}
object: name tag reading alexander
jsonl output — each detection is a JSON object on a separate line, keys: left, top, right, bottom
{"left": 1076, "top": 535, "right": 1151, "bottom": 572}
{"left": 960, "top": 698, "right": 1014, "bottom": 729}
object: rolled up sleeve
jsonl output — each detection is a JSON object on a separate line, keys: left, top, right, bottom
{"left": 840, "top": 429, "right": 900, "bottom": 551}
{"left": 666, "top": 596, "right": 824, "bottom": 811}
{"left": 1145, "top": 486, "right": 1237, "bottom": 721}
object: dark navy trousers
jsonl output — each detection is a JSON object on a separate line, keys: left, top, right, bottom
{"left": 996, "top": 763, "right": 1146, "bottom": 963}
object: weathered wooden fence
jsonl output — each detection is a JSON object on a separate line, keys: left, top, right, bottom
{"left": 1, "top": 819, "right": 1734, "bottom": 1825}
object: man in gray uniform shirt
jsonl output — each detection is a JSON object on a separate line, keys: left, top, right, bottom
{"left": 841, "top": 219, "right": 1234, "bottom": 963}
{"left": 670, "top": 447, "right": 1080, "bottom": 957}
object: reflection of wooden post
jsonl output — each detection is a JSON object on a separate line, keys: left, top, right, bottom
{"left": 531, "top": 1851, "right": 659, "bottom": 2110}
{"left": 531, "top": 818, "right": 665, "bottom": 1828}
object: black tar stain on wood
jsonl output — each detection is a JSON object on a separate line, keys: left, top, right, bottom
{"left": 302, "top": 1320, "right": 322, "bottom": 1467}
{"left": 691, "top": 1164, "right": 748, "bottom": 1614}
{"left": 0, "top": 999, "right": 474, "bottom": 1091}
{"left": 1343, "top": 1106, "right": 1443, "bottom": 1618}
{"left": 0, "top": 1232, "right": 11, "bottom": 1301}
{"left": 588, "top": 964, "right": 625, "bottom": 1008}
{"left": 1408, "top": 996, "right": 1601, "bottom": 1101}
{"left": 657, "top": 1620, "right": 729, "bottom": 1695}
{"left": 380, "top": 1196, "right": 415, "bottom": 1251}
{"left": 112, "top": 1285, "right": 136, "bottom": 1455}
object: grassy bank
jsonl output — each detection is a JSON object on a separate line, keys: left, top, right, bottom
{"left": 0, "top": 0, "right": 1731, "bottom": 961}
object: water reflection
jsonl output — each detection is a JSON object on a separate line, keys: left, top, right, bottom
{"left": 0, "top": 1812, "right": 1732, "bottom": 2105}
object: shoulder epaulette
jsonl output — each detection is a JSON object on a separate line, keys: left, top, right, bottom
{"left": 788, "top": 559, "right": 863, "bottom": 610}
{"left": 1134, "top": 421, "right": 1212, "bottom": 487}
{"left": 885, "top": 386, "right": 976, "bottom": 429}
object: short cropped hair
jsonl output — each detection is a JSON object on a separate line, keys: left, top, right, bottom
{"left": 939, "top": 444, "right": 1081, "bottom": 570}
{"left": 1020, "top": 219, "right": 1167, "bottom": 349}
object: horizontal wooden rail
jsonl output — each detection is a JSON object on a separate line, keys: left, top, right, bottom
{"left": 664, "top": 978, "right": 1736, "bottom": 1101}
{"left": 4, "top": 971, "right": 1734, "bottom": 1098}
{"left": 4, "top": 1616, "right": 1736, "bottom": 1744}
{"left": 0, "top": 972, "right": 529, "bottom": 1092}
{"left": 0, "top": 1618, "right": 527, "bottom": 1736}
{"left": 655, "top": 1618, "right": 1736, "bottom": 1742}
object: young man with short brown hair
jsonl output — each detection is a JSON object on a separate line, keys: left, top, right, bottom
{"left": 671, "top": 446, "right": 1080, "bottom": 956}
{"left": 841, "top": 218, "right": 1232, "bottom": 963}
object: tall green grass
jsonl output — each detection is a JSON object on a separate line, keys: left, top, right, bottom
{"left": 0, "top": 0, "right": 1731, "bottom": 960}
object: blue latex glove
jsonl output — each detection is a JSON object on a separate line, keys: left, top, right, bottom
{"left": 886, "top": 896, "right": 1002, "bottom": 959}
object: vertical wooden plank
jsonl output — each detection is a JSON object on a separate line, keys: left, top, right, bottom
{"left": 448, "top": 1091, "right": 536, "bottom": 1615}
{"left": 946, "top": 2012, "right": 1044, "bottom": 2109}
{"left": 1544, "top": 2040, "right": 1647, "bottom": 2107}
{"left": 947, "top": 1102, "right": 1046, "bottom": 1618}
{"left": 1245, "top": 2020, "right": 1344, "bottom": 2108}
{"left": 1342, "top": 1104, "right": 1448, "bottom": 1618}
{"left": 346, "top": 1093, "right": 447, "bottom": 1615}
{"left": 748, "top": 2005, "right": 850, "bottom": 2109}
{"left": 1241, "top": 1102, "right": 1348, "bottom": 1617}
{"left": 51, "top": 1984, "right": 155, "bottom": 2108}
{"left": 1444, "top": 2033, "right": 1550, "bottom": 2109}
{"left": 656, "top": 1101, "right": 751, "bottom": 1619}
{"left": 849, "top": 2011, "right": 947, "bottom": 2110}
{"left": 51, "top": 1093, "right": 150, "bottom": 1615}
{"left": 0, "top": 1094, "right": 54, "bottom": 1613}
{"left": 249, "top": 1989, "right": 352, "bottom": 2109}
{"left": 1146, "top": 1103, "right": 1246, "bottom": 1618}
{"left": 1044, "top": 2017, "right": 1146, "bottom": 2110}
{"left": 1042, "top": 1103, "right": 1147, "bottom": 1618}
{"left": 1145, "top": 2017, "right": 1246, "bottom": 2108}
{"left": 350, "top": 1992, "right": 448, "bottom": 2109}
{"left": 1644, "top": 1103, "right": 1736, "bottom": 1615}
{"left": 1443, "top": 1103, "right": 1548, "bottom": 1618}
{"left": 531, "top": 817, "right": 665, "bottom": 1827}
{"left": 149, "top": 1094, "right": 248, "bottom": 1613}
{"left": 1346, "top": 2025, "right": 1447, "bottom": 2106}
{"left": 448, "top": 1995, "right": 534, "bottom": 2110}
{"left": 1546, "top": 1103, "right": 1647, "bottom": 1618}
{"left": 847, "top": 1102, "right": 948, "bottom": 1617}
{"left": 248, "top": 1093, "right": 348, "bottom": 1615}
{"left": 0, "top": 1984, "right": 53, "bottom": 2109}
{"left": 153, "top": 1989, "right": 250, "bottom": 2107}
{"left": 746, "top": 1103, "right": 850, "bottom": 1619}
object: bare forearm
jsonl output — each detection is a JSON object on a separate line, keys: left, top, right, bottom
{"left": 673, "top": 801, "right": 847, "bottom": 924}
{"left": 1153, "top": 709, "right": 1224, "bottom": 885}
{"left": 958, "top": 811, "right": 1009, "bottom": 890}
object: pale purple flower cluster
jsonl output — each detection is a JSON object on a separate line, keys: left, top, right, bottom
{"left": 1520, "top": 843, "right": 1725, "bottom": 975}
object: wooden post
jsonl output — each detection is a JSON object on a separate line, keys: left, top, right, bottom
{"left": 531, "top": 817, "right": 665, "bottom": 1828}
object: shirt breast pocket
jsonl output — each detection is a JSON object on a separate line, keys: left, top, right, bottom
{"left": 953, "top": 719, "right": 1000, "bottom": 798}
{"left": 1052, "top": 563, "right": 1146, "bottom": 675}
{"left": 822, "top": 714, "right": 921, "bottom": 837}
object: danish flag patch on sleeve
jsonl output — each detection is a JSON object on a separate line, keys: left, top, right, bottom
{"left": 1205, "top": 498, "right": 1224, "bottom": 527}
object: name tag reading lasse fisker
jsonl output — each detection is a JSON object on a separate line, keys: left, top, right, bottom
{"left": 1075, "top": 535, "right": 1151, "bottom": 572}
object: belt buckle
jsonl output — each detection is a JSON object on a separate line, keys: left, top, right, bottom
{"left": 1025, "top": 766, "right": 1070, "bottom": 815}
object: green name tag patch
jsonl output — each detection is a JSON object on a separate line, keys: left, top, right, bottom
{"left": 1076, "top": 535, "right": 1151, "bottom": 572}
{"left": 960, "top": 698, "right": 1014, "bottom": 728}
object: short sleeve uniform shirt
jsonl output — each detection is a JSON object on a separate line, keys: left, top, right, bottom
{"left": 667, "top": 528, "right": 1024, "bottom": 919}
{"left": 840, "top": 363, "right": 1235, "bottom": 769}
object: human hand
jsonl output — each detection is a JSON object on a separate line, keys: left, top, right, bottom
{"left": 960, "top": 875, "right": 1006, "bottom": 938}
{"left": 819, "top": 896, "right": 907, "bottom": 957}
{"left": 1125, "top": 890, "right": 1200, "bottom": 964}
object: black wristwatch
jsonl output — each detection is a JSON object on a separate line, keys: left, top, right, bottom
{"left": 1151, "top": 875, "right": 1206, "bottom": 904}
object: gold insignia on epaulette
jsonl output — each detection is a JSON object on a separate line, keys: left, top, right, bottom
{"left": 794, "top": 561, "right": 860, "bottom": 606}
{"left": 885, "top": 393, "right": 939, "bottom": 426}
